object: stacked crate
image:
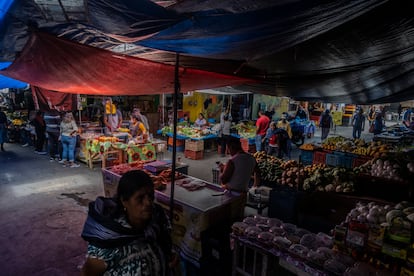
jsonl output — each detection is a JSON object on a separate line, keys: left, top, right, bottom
{"left": 167, "top": 137, "right": 185, "bottom": 152}
{"left": 184, "top": 139, "right": 204, "bottom": 160}
{"left": 312, "top": 150, "right": 327, "bottom": 165}
{"left": 241, "top": 138, "right": 256, "bottom": 153}
{"left": 299, "top": 150, "right": 314, "bottom": 165}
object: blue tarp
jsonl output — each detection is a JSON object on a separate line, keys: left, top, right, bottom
{"left": 1, "top": 0, "right": 414, "bottom": 103}
{"left": 0, "top": 62, "right": 27, "bottom": 89}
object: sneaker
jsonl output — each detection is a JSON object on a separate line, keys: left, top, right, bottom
{"left": 70, "top": 163, "right": 80, "bottom": 168}
{"left": 22, "top": 143, "right": 29, "bottom": 147}
{"left": 49, "top": 157, "right": 54, "bottom": 162}
{"left": 37, "top": 151, "right": 47, "bottom": 155}
{"left": 58, "top": 160, "right": 66, "bottom": 164}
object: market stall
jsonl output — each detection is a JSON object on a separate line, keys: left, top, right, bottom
{"left": 79, "top": 131, "right": 165, "bottom": 168}
{"left": 158, "top": 125, "right": 218, "bottom": 159}
{"left": 373, "top": 124, "right": 414, "bottom": 145}
{"left": 230, "top": 195, "right": 414, "bottom": 276}
{"left": 100, "top": 163, "right": 244, "bottom": 267}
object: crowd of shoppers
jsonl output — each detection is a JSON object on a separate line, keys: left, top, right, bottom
{"left": 10, "top": 110, "right": 81, "bottom": 167}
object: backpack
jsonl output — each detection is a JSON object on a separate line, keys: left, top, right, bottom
{"left": 269, "top": 133, "right": 278, "bottom": 145}
{"left": 321, "top": 114, "right": 331, "bottom": 128}
{"left": 276, "top": 129, "right": 289, "bottom": 142}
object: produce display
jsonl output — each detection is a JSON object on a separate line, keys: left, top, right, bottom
{"left": 299, "top": 143, "right": 321, "bottom": 151}
{"left": 279, "top": 160, "right": 306, "bottom": 189}
{"left": 233, "top": 121, "right": 256, "bottom": 139}
{"left": 253, "top": 151, "right": 283, "bottom": 182}
{"left": 333, "top": 200, "right": 414, "bottom": 273}
{"left": 108, "top": 162, "right": 183, "bottom": 191}
{"left": 302, "top": 164, "right": 355, "bottom": 193}
{"left": 254, "top": 151, "right": 356, "bottom": 193}
{"left": 353, "top": 153, "right": 414, "bottom": 182}
{"left": 11, "top": 118, "right": 25, "bottom": 126}
{"left": 231, "top": 214, "right": 364, "bottom": 275}
{"left": 233, "top": 199, "right": 414, "bottom": 275}
{"left": 160, "top": 125, "right": 214, "bottom": 138}
{"left": 321, "top": 136, "right": 395, "bottom": 158}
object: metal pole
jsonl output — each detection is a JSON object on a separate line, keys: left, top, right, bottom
{"left": 169, "top": 53, "right": 180, "bottom": 223}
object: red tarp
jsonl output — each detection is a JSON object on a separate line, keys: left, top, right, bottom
{"left": 31, "top": 86, "right": 78, "bottom": 112}
{"left": 1, "top": 32, "right": 253, "bottom": 95}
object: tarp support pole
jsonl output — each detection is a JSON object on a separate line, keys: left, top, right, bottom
{"left": 169, "top": 53, "right": 180, "bottom": 223}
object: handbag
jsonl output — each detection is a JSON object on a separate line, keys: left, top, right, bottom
{"left": 369, "top": 123, "right": 374, "bottom": 133}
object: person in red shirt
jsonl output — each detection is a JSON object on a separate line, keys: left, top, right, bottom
{"left": 255, "top": 110, "right": 270, "bottom": 152}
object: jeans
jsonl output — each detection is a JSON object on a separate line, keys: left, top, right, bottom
{"left": 20, "top": 129, "right": 32, "bottom": 145}
{"left": 352, "top": 127, "right": 362, "bottom": 139}
{"left": 255, "top": 134, "right": 263, "bottom": 152}
{"left": 61, "top": 135, "right": 77, "bottom": 162}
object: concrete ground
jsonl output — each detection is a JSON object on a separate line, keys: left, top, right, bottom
{"left": 0, "top": 121, "right": 393, "bottom": 275}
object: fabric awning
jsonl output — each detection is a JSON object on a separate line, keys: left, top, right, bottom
{"left": 0, "top": 32, "right": 253, "bottom": 95}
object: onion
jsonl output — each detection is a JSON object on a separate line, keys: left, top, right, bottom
{"left": 357, "top": 214, "right": 367, "bottom": 222}
{"left": 366, "top": 214, "right": 378, "bottom": 224}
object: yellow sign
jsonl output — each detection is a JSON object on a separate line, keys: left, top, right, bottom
{"left": 332, "top": 111, "right": 343, "bottom": 126}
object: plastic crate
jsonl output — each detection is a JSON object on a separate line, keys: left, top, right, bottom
{"left": 325, "top": 153, "right": 339, "bottom": 167}
{"left": 248, "top": 144, "right": 256, "bottom": 153}
{"left": 299, "top": 150, "right": 314, "bottom": 165}
{"left": 333, "top": 151, "right": 347, "bottom": 157}
{"left": 212, "top": 168, "right": 220, "bottom": 184}
{"left": 184, "top": 149, "right": 204, "bottom": 160}
{"left": 155, "top": 141, "right": 167, "bottom": 153}
{"left": 167, "top": 137, "right": 185, "bottom": 147}
{"left": 167, "top": 145, "right": 184, "bottom": 152}
{"left": 338, "top": 156, "right": 354, "bottom": 168}
{"left": 185, "top": 139, "right": 204, "bottom": 151}
{"left": 313, "top": 151, "right": 327, "bottom": 165}
{"left": 240, "top": 138, "right": 249, "bottom": 151}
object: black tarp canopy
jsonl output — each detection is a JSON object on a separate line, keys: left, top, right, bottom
{"left": 1, "top": 0, "right": 414, "bottom": 103}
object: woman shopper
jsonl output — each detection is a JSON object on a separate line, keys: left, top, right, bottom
{"left": 59, "top": 112, "right": 79, "bottom": 168}
{"left": 81, "top": 170, "right": 177, "bottom": 276}
{"left": 219, "top": 114, "right": 232, "bottom": 157}
{"left": 263, "top": 121, "right": 279, "bottom": 157}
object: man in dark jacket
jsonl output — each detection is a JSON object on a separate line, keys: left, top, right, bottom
{"left": 31, "top": 111, "right": 47, "bottom": 154}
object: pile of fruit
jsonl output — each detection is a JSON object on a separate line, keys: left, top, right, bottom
{"left": 253, "top": 151, "right": 283, "bottom": 182}
{"left": 253, "top": 152, "right": 355, "bottom": 193}
{"left": 320, "top": 136, "right": 395, "bottom": 158}
{"left": 299, "top": 143, "right": 320, "bottom": 151}
{"left": 278, "top": 163, "right": 306, "bottom": 188}
{"left": 160, "top": 125, "right": 213, "bottom": 138}
{"left": 302, "top": 166, "right": 355, "bottom": 193}
{"left": 12, "top": 118, "right": 24, "bottom": 126}
{"left": 97, "top": 136, "right": 121, "bottom": 143}
{"left": 117, "top": 127, "right": 130, "bottom": 133}
{"left": 322, "top": 136, "right": 347, "bottom": 151}
{"left": 233, "top": 122, "right": 256, "bottom": 139}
